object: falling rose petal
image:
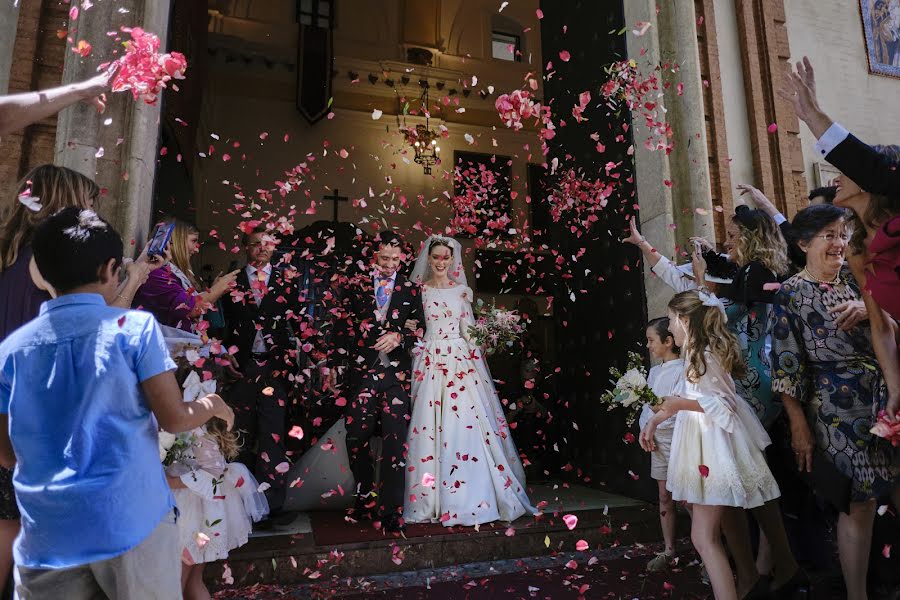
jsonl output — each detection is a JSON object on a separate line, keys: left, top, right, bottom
{"left": 499, "top": 1, "right": 509, "bottom": 11}
{"left": 234, "top": 476, "right": 244, "bottom": 488}
{"left": 262, "top": 386, "right": 274, "bottom": 396}
{"left": 194, "top": 532, "right": 210, "bottom": 548}
{"left": 288, "top": 425, "right": 304, "bottom": 440}
{"left": 663, "top": 581, "right": 675, "bottom": 591}
{"left": 575, "top": 539, "right": 589, "bottom": 551}
{"left": 563, "top": 513, "right": 578, "bottom": 530}
{"left": 565, "top": 560, "right": 578, "bottom": 569}
{"left": 117, "top": 315, "right": 127, "bottom": 327}
{"left": 464, "top": 133, "right": 475, "bottom": 145}
{"left": 69, "top": 6, "right": 79, "bottom": 20}
{"left": 221, "top": 564, "right": 234, "bottom": 585}
{"left": 622, "top": 432, "right": 635, "bottom": 444}
{"left": 339, "top": 148, "right": 349, "bottom": 159}
{"left": 877, "top": 504, "right": 889, "bottom": 516}
{"left": 883, "top": 544, "right": 892, "bottom": 558}
{"left": 371, "top": 109, "right": 383, "bottom": 120}
{"left": 632, "top": 21, "right": 652, "bottom": 36}
{"left": 17, "top": 193, "right": 41, "bottom": 212}
{"left": 505, "top": 527, "right": 516, "bottom": 537}
{"left": 698, "top": 464, "right": 710, "bottom": 478}
{"left": 257, "top": 482, "right": 271, "bottom": 493}
{"left": 275, "top": 462, "right": 290, "bottom": 474}
{"left": 559, "top": 50, "right": 571, "bottom": 62}
{"left": 422, "top": 472, "right": 435, "bottom": 487}
{"left": 767, "top": 122, "right": 778, "bottom": 133}
{"left": 536, "top": 8, "right": 544, "bottom": 19}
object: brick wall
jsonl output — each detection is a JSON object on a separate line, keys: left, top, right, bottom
{"left": 0, "top": 0, "right": 67, "bottom": 205}
{"left": 695, "top": 0, "right": 807, "bottom": 236}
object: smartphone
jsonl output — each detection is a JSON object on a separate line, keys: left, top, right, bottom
{"left": 147, "top": 222, "right": 175, "bottom": 257}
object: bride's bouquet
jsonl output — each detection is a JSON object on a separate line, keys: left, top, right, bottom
{"left": 599, "top": 352, "right": 658, "bottom": 426}
{"left": 467, "top": 300, "right": 525, "bottom": 356}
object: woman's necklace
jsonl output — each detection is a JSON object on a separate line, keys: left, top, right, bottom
{"left": 800, "top": 267, "right": 840, "bottom": 285}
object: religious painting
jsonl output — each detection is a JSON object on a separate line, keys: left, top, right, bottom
{"left": 860, "top": 0, "right": 900, "bottom": 78}
{"left": 451, "top": 151, "right": 513, "bottom": 239}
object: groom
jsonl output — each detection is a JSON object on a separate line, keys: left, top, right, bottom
{"left": 336, "top": 232, "right": 424, "bottom": 532}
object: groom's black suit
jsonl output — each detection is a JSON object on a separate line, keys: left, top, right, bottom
{"left": 337, "top": 270, "right": 424, "bottom": 516}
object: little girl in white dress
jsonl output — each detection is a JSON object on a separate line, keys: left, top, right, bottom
{"left": 640, "top": 290, "right": 779, "bottom": 600}
{"left": 166, "top": 369, "right": 268, "bottom": 599}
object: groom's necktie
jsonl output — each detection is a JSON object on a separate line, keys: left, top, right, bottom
{"left": 375, "top": 275, "right": 392, "bottom": 311}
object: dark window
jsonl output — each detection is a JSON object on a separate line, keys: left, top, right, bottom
{"left": 491, "top": 31, "right": 520, "bottom": 62}
{"left": 298, "top": 0, "right": 333, "bottom": 29}
{"left": 452, "top": 152, "right": 512, "bottom": 239}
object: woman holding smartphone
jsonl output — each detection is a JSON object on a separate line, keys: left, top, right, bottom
{"left": 133, "top": 219, "right": 239, "bottom": 333}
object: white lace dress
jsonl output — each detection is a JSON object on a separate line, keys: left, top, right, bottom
{"left": 403, "top": 285, "right": 537, "bottom": 526}
{"left": 665, "top": 350, "right": 780, "bottom": 508}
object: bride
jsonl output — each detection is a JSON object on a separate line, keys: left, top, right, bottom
{"left": 403, "top": 235, "right": 536, "bottom": 527}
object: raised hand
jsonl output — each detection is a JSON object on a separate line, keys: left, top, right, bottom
{"left": 778, "top": 56, "right": 832, "bottom": 138}
{"left": 622, "top": 217, "right": 645, "bottom": 246}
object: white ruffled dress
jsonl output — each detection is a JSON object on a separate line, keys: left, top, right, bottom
{"left": 168, "top": 372, "right": 269, "bottom": 565}
{"left": 665, "top": 350, "right": 780, "bottom": 508}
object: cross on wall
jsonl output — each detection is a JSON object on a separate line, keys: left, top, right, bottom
{"left": 322, "top": 189, "right": 349, "bottom": 222}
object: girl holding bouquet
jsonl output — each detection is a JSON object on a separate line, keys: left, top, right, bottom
{"left": 163, "top": 335, "right": 268, "bottom": 600}
{"left": 637, "top": 317, "right": 685, "bottom": 572}
{"left": 640, "top": 291, "right": 781, "bottom": 600}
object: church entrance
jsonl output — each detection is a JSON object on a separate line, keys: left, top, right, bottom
{"left": 153, "top": 0, "right": 653, "bottom": 551}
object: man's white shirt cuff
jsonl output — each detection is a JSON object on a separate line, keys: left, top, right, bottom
{"left": 813, "top": 122, "right": 850, "bottom": 158}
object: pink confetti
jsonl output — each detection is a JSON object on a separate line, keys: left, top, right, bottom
{"left": 559, "top": 50, "right": 571, "bottom": 62}
{"left": 575, "top": 539, "right": 589, "bottom": 551}
{"left": 767, "top": 122, "right": 778, "bottom": 133}
{"left": 563, "top": 513, "right": 578, "bottom": 530}
{"left": 422, "top": 472, "right": 435, "bottom": 486}
{"left": 698, "top": 464, "right": 710, "bottom": 478}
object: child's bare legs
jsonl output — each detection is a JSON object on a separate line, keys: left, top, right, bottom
{"left": 658, "top": 480, "right": 677, "bottom": 554}
{"left": 837, "top": 500, "right": 876, "bottom": 600}
{"left": 720, "top": 507, "right": 758, "bottom": 597}
{"left": 692, "top": 504, "right": 737, "bottom": 600}
{"left": 749, "top": 499, "right": 800, "bottom": 587}
{"left": 182, "top": 563, "right": 212, "bottom": 600}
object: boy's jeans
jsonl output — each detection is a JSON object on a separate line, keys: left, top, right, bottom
{"left": 13, "top": 510, "right": 181, "bottom": 600}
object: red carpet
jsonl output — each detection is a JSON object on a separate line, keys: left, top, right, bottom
{"left": 310, "top": 511, "right": 515, "bottom": 546}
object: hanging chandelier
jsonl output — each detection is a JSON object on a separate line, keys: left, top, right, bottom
{"left": 405, "top": 82, "right": 441, "bottom": 175}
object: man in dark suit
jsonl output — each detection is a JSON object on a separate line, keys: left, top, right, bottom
{"left": 333, "top": 232, "right": 424, "bottom": 532}
{"left": 222, "top": 225, "right": 304, "bottom": 525}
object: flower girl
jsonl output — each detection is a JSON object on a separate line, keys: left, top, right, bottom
{"left": 637, "top": 317, "right": 685, "bottom": 573}
{"left": 640, "top": 291, "right": 779, "bottom": 600}
{"left": 163, "top": 356, "right": 268, "bottom": 599}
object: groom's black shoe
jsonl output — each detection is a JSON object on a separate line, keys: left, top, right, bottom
{"left": 380, "top": 511, "right": 406, "bottom": 533}
{"left": 347, "top": 493, "right": 377, "bottom": 522}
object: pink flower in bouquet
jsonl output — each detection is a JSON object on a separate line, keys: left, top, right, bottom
{"left": 108, "top": 27, "right": 188, "bottom": 105}
{"left": 870, "top": 411, "right": 900, "bottom": 446}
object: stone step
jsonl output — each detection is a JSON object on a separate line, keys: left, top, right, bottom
{"left": 205, "top": 499, "right": 689, "bottom": 591}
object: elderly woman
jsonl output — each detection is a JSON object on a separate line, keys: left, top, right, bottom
{"left": 133, "top": 219, "right": 238, "bottom": 333}
{"left": 771, "top": 204, "right": 899, "bottom": 600}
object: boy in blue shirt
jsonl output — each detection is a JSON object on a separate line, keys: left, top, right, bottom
{"left": 0, "top": 208, "right": 234, "bottom": 599}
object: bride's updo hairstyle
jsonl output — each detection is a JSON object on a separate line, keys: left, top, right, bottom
{"left": 428, "top": 236, "right": 454, "bottom": 256}
{"left": 667, "top": 290, "right": 744, "bottom": 383}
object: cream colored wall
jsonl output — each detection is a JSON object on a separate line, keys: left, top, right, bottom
{"left": 713, "top": 0, "right": 754, "bottom": 191}
{"left": 194, "top": 0, "right": 542, "bottom": 278}
{"left": 785, "top": 0, "right": 900, "bottom": 187}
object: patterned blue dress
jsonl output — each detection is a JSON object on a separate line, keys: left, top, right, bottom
{"left": 770, "top": 272, "right": 898, "bottom": 502}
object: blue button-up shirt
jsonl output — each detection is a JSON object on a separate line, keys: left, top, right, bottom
{"left": 0, "top": 294, "right": 176, "bottom": 569}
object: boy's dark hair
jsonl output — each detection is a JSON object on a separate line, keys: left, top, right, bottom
{"left": 808, "top": 186, "right": 837, "bottom": 204}
{"left": 647, "top": 317, "right": 680, "bottom": 355}
{"left": 375, "top": 231, "right": 403, "bottom": 248}
{"left": 32, "top": 207, "right": 123, "bottom": 293}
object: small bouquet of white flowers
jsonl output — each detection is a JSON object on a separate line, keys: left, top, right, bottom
{"left": 599, "top": 351, "right": 659, "bottom": 426}
{"left": 158, "top": 430, "right": 198, "bottom": 476}
{"left": 467, "top": 300, "right": 526, "bottom": 356}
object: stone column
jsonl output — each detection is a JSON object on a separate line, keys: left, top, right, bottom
{"left": 626, "top": 0, "right": 716, "bottom": 319}
{"left": 54, "top": 0, "right": 172, "bottom": 252}
{"left": 623, "top": 0, "right": 676, "bottom": 320}
{"left": 0, "top": 1, "right": 19, "bottom": 94}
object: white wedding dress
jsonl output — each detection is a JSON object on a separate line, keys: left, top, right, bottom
{"left": 403, "top": 283, "right": 536, "bottom": 526}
